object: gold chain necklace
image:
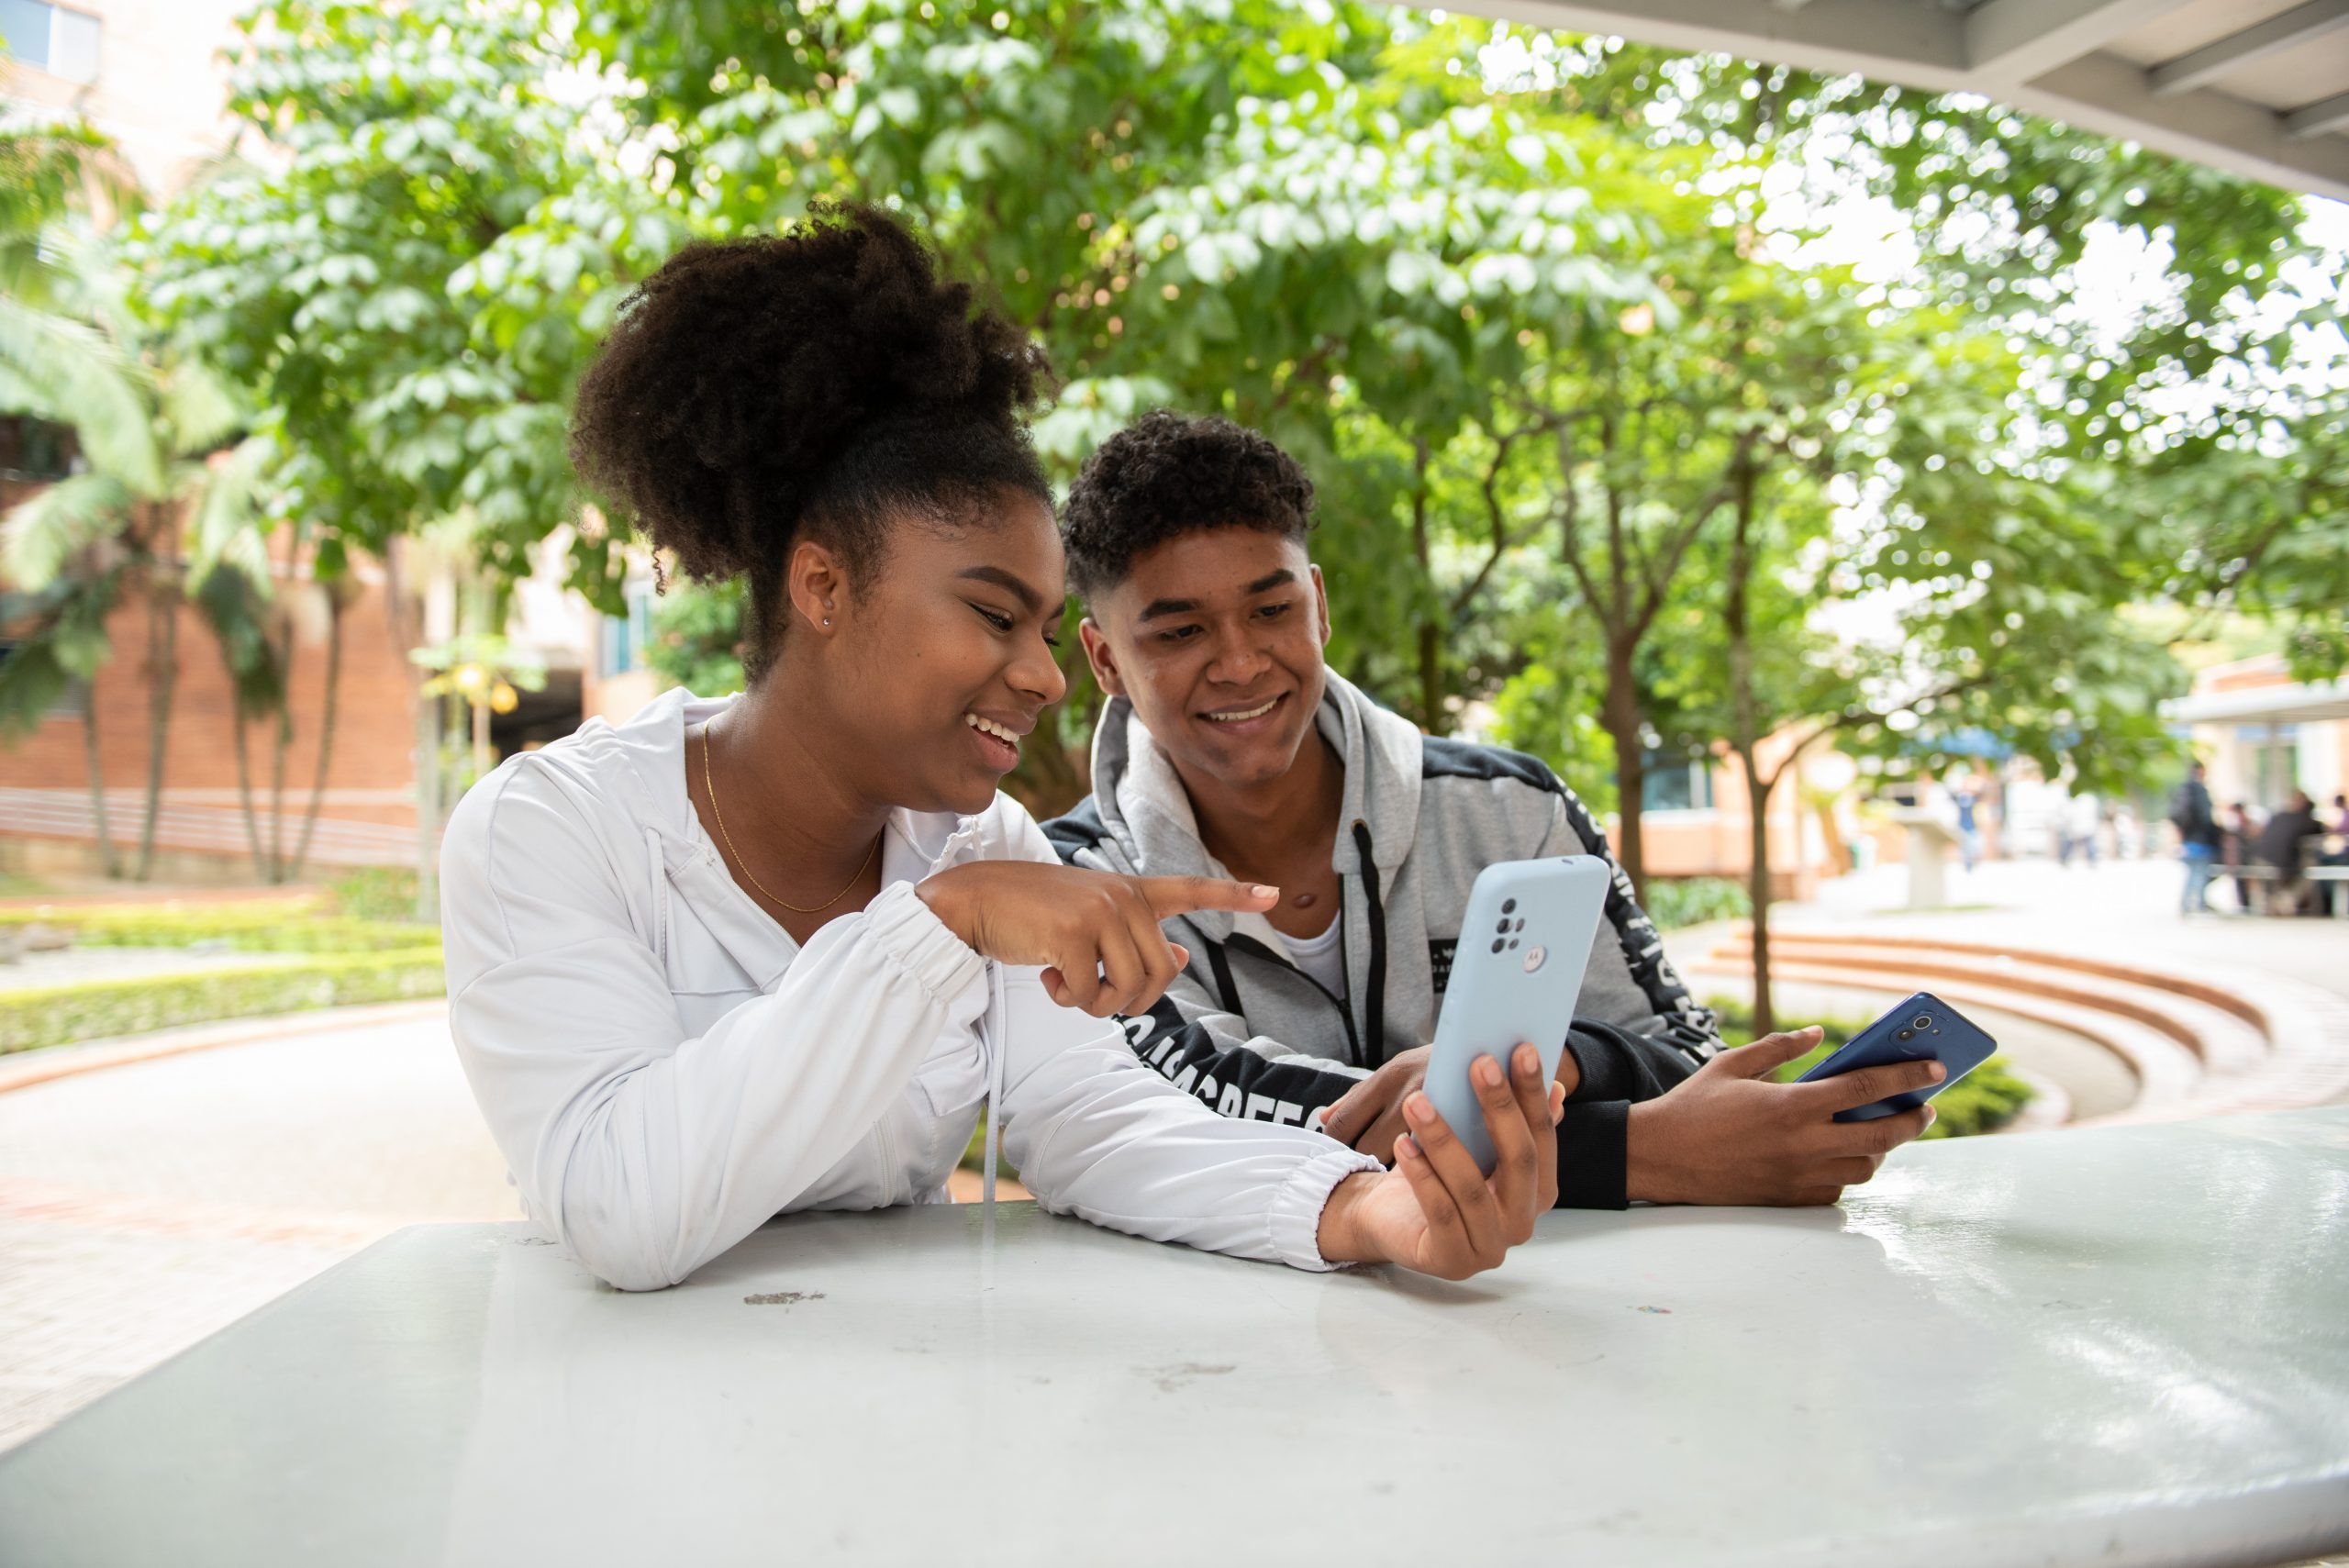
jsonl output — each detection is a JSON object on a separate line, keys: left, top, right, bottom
{"left": 698, "top": 722, "right": 879, "bottom": 914}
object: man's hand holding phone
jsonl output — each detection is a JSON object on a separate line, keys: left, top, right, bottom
{"left": 1627, "top": 1026, "right": 1942, "bottom": 1207}
{"left": 1321, "top": 1041, "right": 1582, "bottom": 1160}
{"left": 1315, "top": 1043, "right": 1565, "bottom": 1280}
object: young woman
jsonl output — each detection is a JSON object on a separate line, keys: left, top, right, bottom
{"left": 440, "top": 206, "right": 1562, "bottom": 1291}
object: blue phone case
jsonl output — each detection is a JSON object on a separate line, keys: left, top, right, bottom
{"left": 1422, "top": 856, "right": 1613, "bottom": 1173}
{"left": 1794, "top": 991, "right": 1998, "bottom": 1121}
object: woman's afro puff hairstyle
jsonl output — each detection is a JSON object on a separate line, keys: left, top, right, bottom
{"left": 570, "top": 203, "right": 1053, "bottom": 682}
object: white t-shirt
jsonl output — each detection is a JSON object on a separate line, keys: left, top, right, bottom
{"left": 1283, "top": 913, "right": 1346, "bottom": 999}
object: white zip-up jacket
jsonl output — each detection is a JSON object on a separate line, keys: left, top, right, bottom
{"left": 440, "top": 687, "right": 1379, "bottom": 1291}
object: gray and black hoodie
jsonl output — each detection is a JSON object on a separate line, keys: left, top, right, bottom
{"left": 1042, "top": 670, "right": 1722, "bottom": 1210}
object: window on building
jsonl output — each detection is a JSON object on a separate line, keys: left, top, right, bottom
{"left": 1640, "top": 747, "right": 1714, "bottom": 813}
{"left": 0, "top": 1, "right": 100, "bottom": 83}
{"left": 599, "top": 584, "right": 655, "bottom": 678}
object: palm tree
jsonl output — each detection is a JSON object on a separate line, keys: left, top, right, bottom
{"left": 0, "top": 122, "right": 279, "bottom": 880}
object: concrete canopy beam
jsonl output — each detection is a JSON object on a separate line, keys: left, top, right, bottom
{"left": 1965, "top": 0, "right": 2199, "bottom": 84}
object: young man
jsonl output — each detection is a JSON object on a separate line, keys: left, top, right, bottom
{"left": 1044, "top": 411, "right": 1940, "bottom": 1210}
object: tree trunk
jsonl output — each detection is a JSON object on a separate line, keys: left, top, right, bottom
{"left": 231, "top": 700, "right": 268, "bottom": 880}
{"left": 386, "top": 539, "right": 440, "bottom": 922}
{"left": 1601, "top": 638, "right": 1647, "bottom": 898}
{"left": 1408, "top": 439, "right": 1440, "bottom": 731}
{"left": 262, "top": 601, "right": 296, "bottom": 883}
{"left": 414, "top": 688, "right": 441, "bottom": 922}
{"left": 1739, "top": 748, "right": 1776, "bottom": 1036}
{"left": 287, "top": 585, "right": 345, "bottom": 882}
{"left": 1724, "top": 453, "right": 1771, "bottom": 1032}
{"left": 80, "top": 690, "right": 120, "bottom": 879}
{"left": 134, "top": 549, "right": 179, "bottom": 882}
{"left": 1418, "top": 621, "right": 1442, "bottom": 735}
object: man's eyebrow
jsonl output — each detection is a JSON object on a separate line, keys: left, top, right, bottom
{"left": 956, "top": 565, "right": 1043, "bottom": 614}
{"left": 1138, "top": 570, "right": 1299, "bottom": 623}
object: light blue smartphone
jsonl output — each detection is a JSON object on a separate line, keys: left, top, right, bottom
{"left": 1793, "top": 991, "right": 1998, "bottom": 1121}
{"left": 1422, "top": 856, "right": 1613, "bottom": 1174}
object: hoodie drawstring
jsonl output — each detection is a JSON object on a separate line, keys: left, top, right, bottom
{"left": 1352, "top": 820, "right": 1387, "bottom": 1068}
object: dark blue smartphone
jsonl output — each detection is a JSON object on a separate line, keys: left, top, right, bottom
{"left": 1794, "top": 991, "right": 1998, "bottom": 1122}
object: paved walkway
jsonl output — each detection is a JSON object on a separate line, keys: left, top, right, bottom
{"left": 0, "top": 1006, "right": 511, "bottom": 1451}
{"left": 1776, "top": 855, "right": 2349, "bottom": 1006}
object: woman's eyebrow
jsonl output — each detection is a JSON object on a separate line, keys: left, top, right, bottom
{"left": 955, "top": 564, "right": 1044, "bottom": 614}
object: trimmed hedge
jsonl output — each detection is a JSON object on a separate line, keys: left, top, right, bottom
{"left": 0, "top": 949, "right": 447, "bottom": 1056}
{"left": 1643, "top": 877, "right": 1752, "bottom": 932}
{"left": 0, "top": 905, "right": 433, "bottom": 952}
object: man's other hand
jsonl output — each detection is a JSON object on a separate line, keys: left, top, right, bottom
{"left": 1625, "top": 1026, "right": 1940, "bottom": 1206}
{"left": 1321, "top": 1040, "right": 1583, "bottom": 1160}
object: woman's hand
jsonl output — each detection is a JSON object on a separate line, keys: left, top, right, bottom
{"left": 1320, "top": 1040, "right": 1582, "bottom": 1159}
{"left": 917, "top": 862, "right": 1276, "bottom": 1018}
{"left": 1315, "top": 1043, "right": 1564, "bottom": 1281}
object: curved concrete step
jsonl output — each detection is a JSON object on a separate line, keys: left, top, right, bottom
{"left": 1710, "top": 938, "right": 2270, "bottom": 1075}
{"left": 1693, "top": 927, "right": 2349, "bottom": 1124}
{"left": 1753, "top": 929, "right": 2265, "bottom": 1029}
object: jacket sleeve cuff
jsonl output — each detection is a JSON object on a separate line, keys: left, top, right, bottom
{"left": 863, "top": 880, "right": 985, "bottom": 1003}
{"left": 1555, "top": 1100, "right": 1630, "bottom": 1210}
{"left": 1268, "top": 1144, "right": 1385, "bottom": 1272}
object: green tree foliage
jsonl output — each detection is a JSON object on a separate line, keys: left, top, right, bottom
{"left": 0, "top": 123, "right": 283, "bottom": 879}
{"left": 131, "top": 0, "right": 2343, "bottom": 856}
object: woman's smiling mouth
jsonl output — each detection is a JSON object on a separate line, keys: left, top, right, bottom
{"left": 964, "top": 711, "right": 1024, "bottom": 771}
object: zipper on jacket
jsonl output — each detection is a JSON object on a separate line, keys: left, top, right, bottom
{"left": 1222, "top": 933, "right": 1363, "bottom": 1067}
{"left": 1352, "top": 819, "right": 1388, "bottom": 1069}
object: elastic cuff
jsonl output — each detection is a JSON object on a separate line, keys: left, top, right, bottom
{"left": 1556, "top": 1100, "right": 1630, "bottom": 1210}
{"left": 1268, "top": 1144, "right": 1384, "bottom": 1272}
{"left": 864, "top": 880, "right": 985, "bottom": 1003}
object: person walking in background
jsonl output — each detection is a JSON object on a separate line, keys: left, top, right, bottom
{"left": 1952, "top": 778, "right": 1983, "bottom": 873}
{"left": 2058, "top": 791, "right": 2101, "bottom": 868}
{"left": 2169, "top": 762, "right": 2222, "bottom": 915}
{"left": 2223, "top": 802, "right": 2261, "bottom": 912}
{"left": 2323, "top": 794, "right": 2349, "bottom": 916}
{"left": 2252, "top": 791, "right": 2322, "bottom": 916}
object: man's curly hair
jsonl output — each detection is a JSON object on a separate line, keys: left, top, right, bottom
{"left": 570, "top": 203, "right": 1052, "bottom": 682}
{"left": 1060, "top": 410, "right": 1316, "bottom": 599}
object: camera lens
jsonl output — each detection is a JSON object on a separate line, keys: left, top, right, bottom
{"left": 1912, "top": 1015, "right": 1932, "bottom": 1030}
{"left": 1501, "top": 898, "right": 1518, "bottom": 915}
{"left": 1896, "top": 1028, "right": 1913, "bottom": 1041}
{"left": 1491, "top": 939, "right": 1505, "bottom": 954}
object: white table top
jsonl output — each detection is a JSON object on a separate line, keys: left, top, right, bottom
{"left": 5, "top": 1109, "right": 2347, "bottom": 1568}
